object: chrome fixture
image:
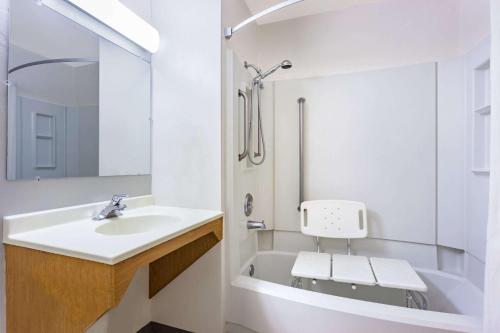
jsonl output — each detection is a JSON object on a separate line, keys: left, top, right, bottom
{"left": 249, "top": 264, "right": 255, "bottom": 277}
{"left": 93, "top": 194, "right": 128, "bottom": 221}
{"left": 245, "top": 60, "right": 293, "bottom": 84}
{"left": 291, "top": 276, "right": 303, "bottom": 288}
{"left": 406, "top": 290, "right": 429, "bottom": 310}
{"left": 244, "top": 193, "right": 254, "bottom": 217}
{"left": 247, "top": 220, "right": 266, "bottom": 230}
{"left": 242, "top": 60, "right": 293, "bottom": 165}
{"left": 238, "top": 89, "right": 249, "bottom": 161}
{"left": 224, "top": 0, "right": 304, "bottom": 39}
{"left": 298, "top": 97, "right": 305, "bottom": 211}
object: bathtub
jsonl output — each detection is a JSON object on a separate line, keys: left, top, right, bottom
{"left": 228, "top": 251, "right": 482, "bottom": 333}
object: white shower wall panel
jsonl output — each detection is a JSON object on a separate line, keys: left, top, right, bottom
{"left": 274, "top": 63, "right": 437, "bottom": 244}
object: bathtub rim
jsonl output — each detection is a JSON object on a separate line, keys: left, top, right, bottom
{"left": 234, "top": 251, "right": 482, "bottom": 333}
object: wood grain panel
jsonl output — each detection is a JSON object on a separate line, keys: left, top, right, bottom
{"left": 114, "top": 218, "right": 223, "bottom": 303}
{"left": 149, "top": 228, "right": 221, "bottom": 298}
{"left": 6, "top": 245, "right": 114, "bottom": 333}
{"left": 5, "top": 217, "right": 223, "bottom": 333}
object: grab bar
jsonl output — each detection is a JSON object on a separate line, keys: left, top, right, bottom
{"left": 238, "top": 89, "right": 249, "bottom": 161}
{"left": 298, "top": 97, "right": 306, "bottom": 211}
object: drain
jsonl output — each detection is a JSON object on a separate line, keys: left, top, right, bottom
{"left": 249, "top": 264, "right": 255, "bottom": 277}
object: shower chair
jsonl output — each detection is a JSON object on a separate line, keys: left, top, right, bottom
{"left": 291, "top": 200, "right": 428, "bottom": 309}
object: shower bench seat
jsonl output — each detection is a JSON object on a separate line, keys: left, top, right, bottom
{"left": 293, "top": 200, "right": 427, "bottom": 293}
{"left": 291, "top": 251, "right": 427, "bottom": 292}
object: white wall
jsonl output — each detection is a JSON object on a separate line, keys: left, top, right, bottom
{"left": 222, "top": 0, "right": 260, "bottom": 65}
{"left": 151, "top": 1, "right": 222, "bottom": 210}
{"left": 257, "top": 0, "right": 461, "bottom": 80}
{"left": 459, "top": 0, "right": 490, "bottom": 53}
{"left": 150, "top": 1, "right": 223, "bottom": 332}
{"left": 250, "top": 0, "right": 490, "bottom": 82}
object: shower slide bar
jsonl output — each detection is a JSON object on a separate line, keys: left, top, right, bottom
{"left": 224, "top": 0, "right": 304, "bottom": 39}
{"left": 238, "top": 89, "right": 249, "bottom": 161}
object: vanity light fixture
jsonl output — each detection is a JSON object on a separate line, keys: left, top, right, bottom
{"left": 39, "top": 0, "right": 160, "bottom": 54}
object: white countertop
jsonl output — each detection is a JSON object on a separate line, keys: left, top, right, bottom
{"left": 3, "top": 195, "right": 223, "bottom": 264}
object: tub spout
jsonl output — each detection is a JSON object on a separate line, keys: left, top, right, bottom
{"left": 247, "top": 220, "right": 266, "bottom": 230}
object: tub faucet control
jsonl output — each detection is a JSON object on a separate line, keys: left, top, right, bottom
{"left": 247, "top": 220, "right": 266, "bottom": 230}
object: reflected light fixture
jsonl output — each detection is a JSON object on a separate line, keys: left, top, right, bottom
{"left": 40, "top": 0, "right": 160, "bottom": 54}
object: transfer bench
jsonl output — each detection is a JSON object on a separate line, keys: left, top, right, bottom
{"left": 291, "top": 200, "right": 427, "bottom": 293}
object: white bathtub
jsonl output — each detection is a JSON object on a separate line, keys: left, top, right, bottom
{"left": 228, "top": 251, "right": 483, "bottom": 333}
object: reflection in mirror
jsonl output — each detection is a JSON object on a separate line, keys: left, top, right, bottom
{"left": 7, "top": 0, "right": 152, "bottom": 180}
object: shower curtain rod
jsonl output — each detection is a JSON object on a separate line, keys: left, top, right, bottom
{"left": 224, "top": 0, "right": 304, "bottom": 39}
{"left": 8, "top": 58, "right": 99, "bottom": 75}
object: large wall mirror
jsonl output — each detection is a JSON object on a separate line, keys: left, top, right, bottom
{"left": 6, "top": 0, "right": 152, "bottom": 180}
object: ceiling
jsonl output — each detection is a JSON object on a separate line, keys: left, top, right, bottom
{"left": 244, "top": 0, "right": 392, "bottom": 25}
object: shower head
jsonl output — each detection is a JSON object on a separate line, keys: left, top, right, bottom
{"left": 245, "top": 60, "right": 293, "bottom": 82}
{"left": 280, "top": 60, "right": 292, "bottom": 69}
{"left": 259, "top": 60, "right": 293, "bottom": 80}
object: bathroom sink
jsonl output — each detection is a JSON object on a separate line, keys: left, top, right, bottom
{"left": 3, "top": 195, "right": 223, "bottom": 264}
{"left": 3, "top": 195, "right": 223, "bottom": 333}
{"left": 95, "top": 215, "right": 180, "bottom": 235}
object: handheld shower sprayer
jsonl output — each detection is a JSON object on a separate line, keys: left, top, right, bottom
{"left": 245, "top": 60, "right": 293, "bottom": 83}
{"left": 242, "top": 60, "right": 293, "bottom": 165}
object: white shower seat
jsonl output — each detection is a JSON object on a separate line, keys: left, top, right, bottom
{"left": 291, "top": 200, "right": 427, "bottom": 292}
{"left": 370, "top": 257, "right": 427, "bottom": 292}
{"left": 291, "top": 253, "right": 427, "bottom": 292}
{"left": 292, "top": 251, "right": 331, "bottom": 280}
{"left": 331, "top": 254, "right": 376, "bottom": 285}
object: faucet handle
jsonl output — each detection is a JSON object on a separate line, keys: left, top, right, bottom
{"left": 111, "top": 194, "right": 128, "bottom": 205}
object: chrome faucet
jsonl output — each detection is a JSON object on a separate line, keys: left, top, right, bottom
{"left": 93, "top": 194, "right": 128, "bottom": 221}
{"left": 247, "top": 220, "right": 266, "bottom": 230}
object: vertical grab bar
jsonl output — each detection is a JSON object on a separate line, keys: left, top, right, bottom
{"left": 238, "top": 89, "right": 249, "bottom": 161}
{"left": 297, "top": 97, "right": 306, "bottom": 211}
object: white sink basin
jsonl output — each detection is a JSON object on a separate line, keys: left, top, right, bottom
{"left": 95, "top": 215, "right": 181, "bottom": 235}
{"left": 3, "top": 195, "right": 223, "bottom": 264}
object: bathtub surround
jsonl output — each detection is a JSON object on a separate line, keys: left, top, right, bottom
{"left": 484, "top": 0, "right": 500, "bottom": 331}
{"left": 223, "top": 1, "right": 493, "bottom": 332}
{"left": 262, "top": 50, "right": 489, "bottom": 291}
{"left": 274, "top": 63, "right": 436, "bottom": 243}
